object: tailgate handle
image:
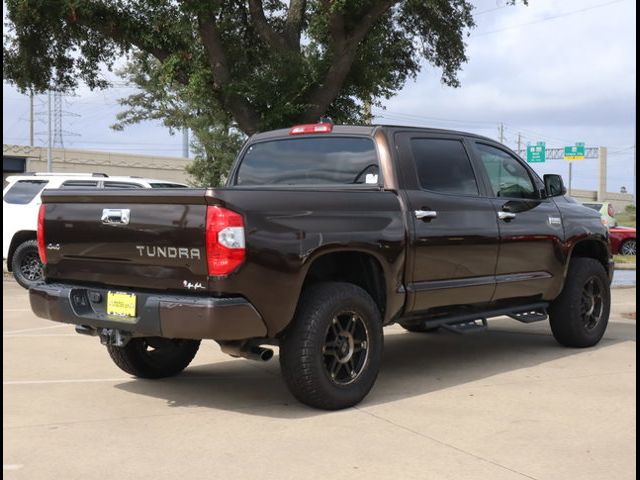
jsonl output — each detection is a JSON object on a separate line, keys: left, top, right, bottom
{"left": 101, "top": 208, "right": 130, "bottom": 225}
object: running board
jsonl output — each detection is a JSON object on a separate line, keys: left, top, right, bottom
{"left": 401, "top": 302, "right": 550, "bottom": 333}
{"left": 440, "top": 318, "right": 488, "bottom": 334}
{"left": 508, "top": 309, "right": 548, "bottom": 323}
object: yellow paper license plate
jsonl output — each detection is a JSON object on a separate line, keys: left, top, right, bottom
{"left": 107, "top": 291, "right": 137, "bottom": 318}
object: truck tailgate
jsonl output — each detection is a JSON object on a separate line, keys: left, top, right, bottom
{"left": 41, "top": 189, "right": 210, "bottom": 291}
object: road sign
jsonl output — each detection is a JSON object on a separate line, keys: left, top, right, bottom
{"left": 564, "top": 142, "right": 585, "bottom": 160}
{"left": 526, "top": 141, "right": 546, "bottom": 163}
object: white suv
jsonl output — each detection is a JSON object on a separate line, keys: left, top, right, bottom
{"left": 3, "top": 173, "right": 188, "bottom": 288}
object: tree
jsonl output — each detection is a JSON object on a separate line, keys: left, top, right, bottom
{"left": 3, "top": 0, "right": 496, "bottom": 136}
{"left": 112, "top": 53, "right": 244, "bottom": 186}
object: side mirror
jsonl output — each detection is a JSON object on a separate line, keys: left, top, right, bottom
{"left": 544, "top": 174, "right": 567, "bottom": 197}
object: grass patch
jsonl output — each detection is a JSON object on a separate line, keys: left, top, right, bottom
{"left": 614, "top": 254, "right": 636, "bottom": 265}
{"left": 617, "top": 205, "right": 636, "bottom": 228}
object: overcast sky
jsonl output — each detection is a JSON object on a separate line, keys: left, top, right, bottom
{"left": 2, "top": 0, "right": 636, "bottom": 196}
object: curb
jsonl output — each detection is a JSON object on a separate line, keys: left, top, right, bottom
{"left": 615, "top": 263, "right": 636, "bottom": 271}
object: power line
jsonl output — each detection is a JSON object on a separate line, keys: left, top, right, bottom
{"left": 474, "top": 4, "right": 509, "bottom": 16}
{"left": 474, "top": 0, "right": 630, "bottom": 37}
{"left": 375, "top": 110, "right": 496, "bottom": 126}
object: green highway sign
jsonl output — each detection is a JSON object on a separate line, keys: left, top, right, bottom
{"left": 526, "top": 141, "right": 546, "bottom": 163}
{"left": 564, "top": 142, "right": 585, "bottom": 160}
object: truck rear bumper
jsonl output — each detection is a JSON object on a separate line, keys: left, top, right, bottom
{"left": 29, "top": 283, "right": 267, "bottom": 341}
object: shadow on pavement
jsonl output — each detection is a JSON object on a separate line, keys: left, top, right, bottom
{"left": 114, "top": 320, "right": 635, "bottom": 418}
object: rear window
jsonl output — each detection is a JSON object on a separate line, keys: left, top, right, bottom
{"left": 3, "top": 180, "right": 48, "bottom": 204}
{"left": 235, "top": 137, "right": 379, "bottom": 186}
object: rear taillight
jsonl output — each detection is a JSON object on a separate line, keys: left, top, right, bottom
{"left": 205, "top": 205, "right": 245, "bottom": 276}
{"left": 608, "top": 204, "right": 615, "bottom": 218}
{"left": 37, "top": 204, "right": 47, "bottom": 264}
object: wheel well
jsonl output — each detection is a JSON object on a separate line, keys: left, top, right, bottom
{"left": 571, "top": 240, "right": 610, "bottom": 272}
{"left": 303, "top": 252, "right": 386, "bottom": 316}
{"left": 7, "top": 231, "right": 37, "bottom": 271}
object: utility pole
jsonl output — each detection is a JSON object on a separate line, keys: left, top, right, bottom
{"left": 597, "top": 147, "right": 607, "bottom": 201}
{"left": 517, "top": 132, "right": 522, "bottom": 156}
{"left": 182, "top": 128, "right": 189, "bottom": 158}
{"left": 29, "top": 92, "right": 34, "bottom": 147}
{"left": 499, "top": 123, "right": 505, "bottom": 144}
{"left": 47, "top": 90, "right": 53, "bottom": 172}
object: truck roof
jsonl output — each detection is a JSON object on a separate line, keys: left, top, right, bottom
{"left": 250, "top": 123, "right": 499, "bottom": 144}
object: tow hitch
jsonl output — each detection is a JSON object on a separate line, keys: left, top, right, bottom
{"left": 75, "top": 325, "right": 131, "bottom": 347}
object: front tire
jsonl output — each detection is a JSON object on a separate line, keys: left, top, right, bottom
{"left": 107, "top": 338, "right": 200, "bottom": 378}
{"left": 549, "top": 258, "right": 610, "bottom": 348}
{"left": 11, "top": 239, "right": 43, "bottom": 289}
{"left": 279, "top": 282, "right": 383, "bottom": 410}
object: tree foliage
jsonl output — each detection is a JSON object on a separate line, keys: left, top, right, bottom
{"left": 3, "top": 0, "right": 488, "bottom": 135}
{"left": 112, "top": 53, "right": 244, "bottom": 186}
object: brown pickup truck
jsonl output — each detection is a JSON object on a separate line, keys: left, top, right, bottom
{"left": 30, "top": 123, "right": 613, "bottom": 409}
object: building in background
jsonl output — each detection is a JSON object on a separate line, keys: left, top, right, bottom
{"left": 3, "top": 144, "right": 192, "bottom": 187}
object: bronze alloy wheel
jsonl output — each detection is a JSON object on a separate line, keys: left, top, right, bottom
{"left": 322, "top": 311, "right": 369, "bottom": 385}
{"left": 580, "top": 276, "right": 605, "bottom": 331}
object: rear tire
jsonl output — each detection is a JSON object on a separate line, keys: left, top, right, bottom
{"left": 549, "top": 258, "right": 610, "bottom": 348}
{"left": 11, "top": 239, "right": 43, "bottom": 289}
{"left": 279, "top": 282, "right": 383, "bottom": 410}
{"left": 107, "top": 338, "right": 200, "bottom": 378}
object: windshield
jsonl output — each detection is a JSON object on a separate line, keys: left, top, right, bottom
{"left": 234, "top": 136, "right": 379, "bottom": 186}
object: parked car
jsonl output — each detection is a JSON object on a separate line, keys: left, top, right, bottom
{"left": 30, "top": 123, "right": 613, "bottom": 410}
{"left": 582, "top": 201, "right": 617, "bottom": 227}
{"left": 3, "top": 173, "right": 187, "bottom": 288}
{"left": 609, "top": 226, "right": 636, "bottom": 256}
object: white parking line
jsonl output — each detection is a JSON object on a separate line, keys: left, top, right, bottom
{"left": 3, "top": 308, "right": 31, "bottom": 312}
{"left": 3, "top": 464, "right": 24, "bottom": 471}
{"left": 3, "top": 325, "right": 68, "bottom": 334}
{"left": 4, "top": 378, "right": 128, "bottom": 385}
{"left": 4, "top": 334, "right": 78, "bottom": 338}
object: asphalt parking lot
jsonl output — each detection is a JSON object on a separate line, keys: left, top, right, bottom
{"left": 3, "top": 279, "right": 636, "bottom": 480}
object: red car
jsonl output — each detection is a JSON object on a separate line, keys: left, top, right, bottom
{"left": 609, "top": 226, "right": 636, "bottom": 256}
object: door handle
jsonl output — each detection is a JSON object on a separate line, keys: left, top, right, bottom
{"left": 498, "top": 211, "right": 516, "bottom": 221}
{"left": 415, "top": 210, "right": 438, "bottom": 220}
{"left": 102, "top": 208, "right": 131, "bottom": 225}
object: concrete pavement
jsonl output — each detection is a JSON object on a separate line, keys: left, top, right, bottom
{"left": 3, "top": 280, "right": 636, "bottom": 480}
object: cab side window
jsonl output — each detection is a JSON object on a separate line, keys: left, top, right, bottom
{"left": 103, "top": 182, "right": 143, "bottom": 189}
{"left": 475, "top": 144, "right": 538, "bottom": 199}
{"left": 60, "top": 180, "right": 99, "bottom": 189}
{"left": 410, "top": 138, "right": 479, "bottom": 196}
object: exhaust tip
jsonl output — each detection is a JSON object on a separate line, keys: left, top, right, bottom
{"left": 258, "top": 348, "right": 274, "bottom": 362}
